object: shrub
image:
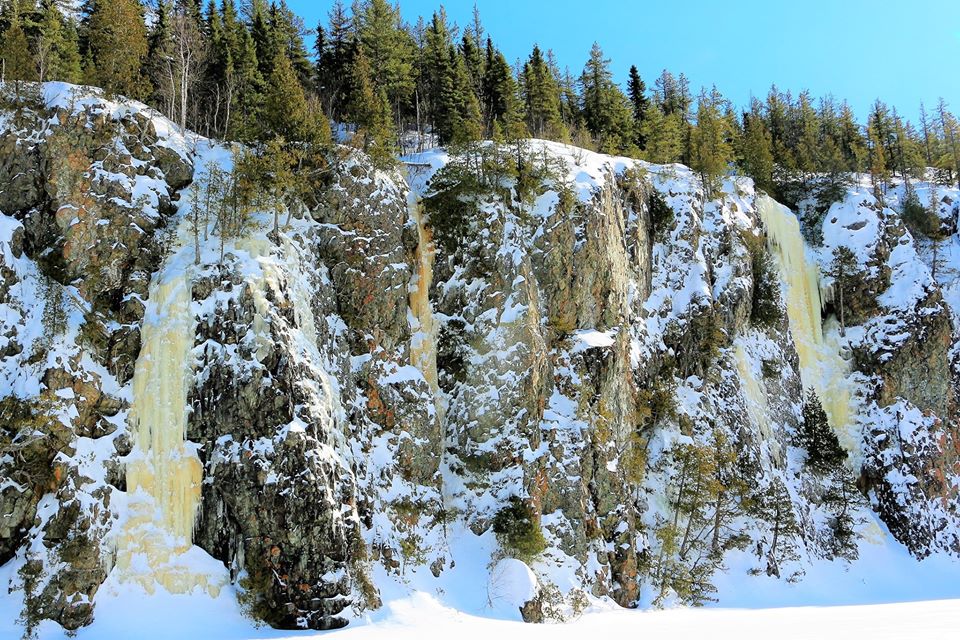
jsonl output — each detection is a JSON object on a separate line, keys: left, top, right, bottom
{"left": 422, "top": 158, "right": 485, "bottom": 255}
{"left": 648, "top": 189, "right": 675, "bottom": 241}
{"left": 491, "top": 497, "right": 547, "bottom": 562}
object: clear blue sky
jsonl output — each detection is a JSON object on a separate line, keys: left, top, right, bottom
{"left": 288, "top": 0, "right": 960, "bottom": 122}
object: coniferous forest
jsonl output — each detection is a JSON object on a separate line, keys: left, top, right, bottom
{"left": 1, "top": 0, "right": 957, "bottom": 203}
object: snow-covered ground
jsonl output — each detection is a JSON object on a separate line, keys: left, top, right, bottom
{"left": 3, "top": 577, "right": 959, "bottom": 640}
{"left": 3, "top": 518, "right": 958, "bottom": 640}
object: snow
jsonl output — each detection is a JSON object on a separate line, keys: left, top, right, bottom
{"left": 3, "top": 551, "right": 959, "bottom": 640}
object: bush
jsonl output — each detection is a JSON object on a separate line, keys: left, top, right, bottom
{"left": 901, "top": 188, "right": 943, "bottom": 239}
{"left": 422, "top": 157, "right": 486, "bottom": 255}
{"left": 648, "top": 189, "right": 675, "bottom": 241}
{"left": 491, "top": 497, "right": 547, "bottom": 562}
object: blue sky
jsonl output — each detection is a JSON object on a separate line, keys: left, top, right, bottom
{"left": 288, "top": 0, "right": 960, "bottom": 121}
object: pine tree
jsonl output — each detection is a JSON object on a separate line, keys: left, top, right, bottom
{"left": 690, "top": 87, "right": 734, "bottom": 197}
{"left": 263, "top": 51, "right": 328, "bottom": 145}
{"left": 580, "top": 42, "right": 634, "bottom": 155}
{"left": 800, "top": 390, "right": 847, "bottom": 470}
{"left": 34, "top": 1, "right": 81, "bottom": 83}
{"left": 356, "top": 0, "right": 414, "bottom": 131}
{"left": 627, "top": 64, "right": 649, "bottom": 150}
{"left": 827, "top": 245, "right": 858, "bottom": 336}
{"left": 521, "top": 44, "right": 565, "bottom": 140}
{"left": 1, "top": 5, "right": 37, "bottom": 85}
{"left": 83, "top": 0, "right": 148, "bottom": 98}
{"left": 739, "top": 100, "right": 775, "bottom": 193}
{"left": 348, "top": 46, "right": 394, "bottom": 166}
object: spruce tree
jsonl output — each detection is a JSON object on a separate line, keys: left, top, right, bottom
{"left": 522, "top": 44, "right": 565, "bottom": 140}
{"left": 356, "top": 0, "right": 414, "bottom": 130}
{"left": 34, "top": 1, "right": 82, "bottom": 83}
{"left": 690, "top": 87, "right": 734, "bottom": 197}
{"left": 643, "top": 105, "right": 683, "bottom": 165}
{"left": 800, "top": 390, "right": 847, "bottom": 470}
{"left": 263, "top": 51, "right": 328, "bottom": 145}
{"left": 0, "top": 7, "right": 37, "bottom": 85}
{"left": 317, "top": 0, "right": 353, "bottom": 122}
{"left": 627, "top": 64, "right": 649, "bottom": 150}
{"left": 937, "top": 98, "right": 960, "bottom": 188}
{"left": 422, "top": 10, "right": 454, "bottom": 140}
{"left": 827, "top": 245, "right": 859, "bottom": 336}
{"left": 450, "top": 45, "right": 483, "bottom": 146}
{"left": 739, "top": 100, "right": 775, "bottom": 193}
{"left": 348, "top": 46, "right": 394, "bottom": 166}
{"left": 481, "top": 37, "right": 515, "bottom": 136}
{"left": 580, "top": 42, "right": 634, "bottom": 155}
{"left": 838, "top": 101, "right": 867, "bottom": 176}
{"left": 83, "top": 0, "right": 148, "bottom": 98}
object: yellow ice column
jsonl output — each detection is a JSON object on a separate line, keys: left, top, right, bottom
{"left": 408, "top": 193, "right": 440, "bottom": 394}
{"left": 114, "top": 266, "right": 218, "bottom": 595}
{"left": 755, "top": 196, "right": 853, "bottom": 446}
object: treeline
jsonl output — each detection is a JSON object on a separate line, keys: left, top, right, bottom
{"left": 1, "top": 0, "right": 959, "bottom": 202}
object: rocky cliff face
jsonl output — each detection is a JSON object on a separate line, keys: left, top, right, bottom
{"left": 2, "top": 85, "right": 960, "bottom": 634}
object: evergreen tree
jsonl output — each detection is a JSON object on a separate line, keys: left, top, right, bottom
{"left": 449, "top": 44, "right": 483, "bottom": 146}
{"left": 0, "top": 6, "right": 37, "bottom": 85}
{"left": 356, "top": 0, "right": 414, "bottom": 129}
{"left": 228, "top": 5, "right": 263, "bottom": 140}
{"left": 316, "top": 0, "right": 353, "bottom": 122}
{"left": 348, "top": 46, "right": 394, "bottom": 166}
{"left": 627, "top": 64, "right": 649, "bottom": 149}
{"left": 749, "top": 479, "right": 801, "bottom": 578}
{"left": 837, "top": 101, "right": 867, "bottom": 175}
{"left": 580, "top": 42, "right": 634, "bottom": 154}
{"left": 421, "top": 9, "right": 454, "bottom": 140}
{"left": 937, "top": 98, "right": 960, "bottom": 188}
{"left": 269, "top": 1, "right": 311, "bottom": 85}
{"left": 827, "top": 245, "right": 858, "bottom": 336}
{"left": 867, "top": 118, "right": 890, "bottom": 200}
{"left": 690, "top": 87, "right": 734, "bottom": 197}
{"left": 739, "top": 100, "right": 775, "bottom": 193}
{"left": 521, "top": 44, "right": 565, "bottom": 140}
{"left": 480, "top": 37, "right": 515, "bottom": 136}
{"left": 262, "top": 51, "right": 329, "bottom": 145}
{"left": 642, "top": 105, "right": 684, "bottom": 165}
{"left": 800, "top": 390, "right": 847, "bottom": 470}
{"left": 34, "top": 1, "right": 82, "bottom": 83}
{"left": 83, "top": 0, "right": 148, "bottom": 98}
